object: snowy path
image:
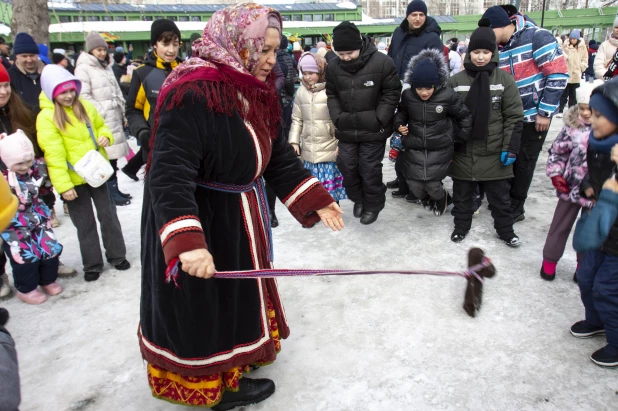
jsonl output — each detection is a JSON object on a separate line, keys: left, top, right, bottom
{"left": 3, "top": 119, "right": 616, "bottom": 411}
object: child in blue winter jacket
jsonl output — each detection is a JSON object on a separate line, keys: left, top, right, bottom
{"left": 570, "top": 77, "right": 618, "bottom": 367}
{"left": 0, "top": 129, "right": 63, "bottom": 305}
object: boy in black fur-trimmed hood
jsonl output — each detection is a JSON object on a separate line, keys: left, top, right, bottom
{"left": 393, "top": 48, "right": 472, "bottom": 216}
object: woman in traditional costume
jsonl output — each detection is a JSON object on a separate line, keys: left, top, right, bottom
{"left": 138, "top": 3, "right": 344, "bottom": 409}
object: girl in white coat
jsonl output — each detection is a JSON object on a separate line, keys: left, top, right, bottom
{"left": 75, "top": 31, "right": 131, "bottom": 206}
{"left": 289, "top": 52, "right": 347, "bottom": 203}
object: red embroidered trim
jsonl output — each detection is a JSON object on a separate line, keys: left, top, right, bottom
{"left": 159, "top": 215, "right": 201, "bottom": 236}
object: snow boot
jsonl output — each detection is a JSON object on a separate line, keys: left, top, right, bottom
{"left": 16, "top": 289, "right": 47, "bottom": 305}
{"left": 270, "top": 209, "right": 278, "bottom": 228}
{"left": 57, "top": 262, "right": 77, "bottom": 278}
{"left": 41, "top": 282, "right": 63, "bottom": 296}
{"left": 117, "top": 187, "right": 132, "bottom": 199}
{"left": 115, "top": 260, "right": 131, "bottom": 271}
{"left": 540, "top": 260, "right": 557, "bottom": 281}
{"left": 421, "top": 196, "right": 434, "bottom": 211}
{"left": 433, "top": 192, "right": 452, "bottom": 216}
{"left": 353, "top": 203, "right": 363, "bottom": 218}
{"left": 107, "top": 180, "right": 131, "bottom": 206}
{"left": 386, "top": 178, "right": 399, "bottom": 189}
{"left": 392, "top": 189, "right": 407, "bottom": 198}
{"left": 0, "top": 273, "right": 12, "bottom": 301}
{"left": 84, "top": 271, "right": 100, "bottom": 282}
{"left": 570, "top": 320, "right": 605, "bottom": 338}
{"left": 514, "top": 213, "right": 525, "bottom": 223}
{"left": 405, "top": 194, "right": 421, "bottom": 204}
{"left": 212, "top": 378, "right": 275, "bottom": 411}
{"left": 50, "top": 210, "right": 60, "bottom": 228}
{"left": 121, "top": 165, "right": 139, "bottom": 181}
{"left": 360, "top": 210, "right": 379, "bottom": 225}
{"left": 591, "top": 345, "right": 618, "bottom": 367}
{"left": 451, "top": 230, "right": 468, "bottom": 243}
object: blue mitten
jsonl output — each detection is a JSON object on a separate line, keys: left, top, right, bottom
{"left": 501, "top": 151, "right": 516, "bottom": 166}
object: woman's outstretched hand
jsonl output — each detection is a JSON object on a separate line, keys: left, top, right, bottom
{"left": 179, "top": 248, "right": 216, "bottom": 279}
{"left": 317, "top": 202, "right": 344, "bottom": 231}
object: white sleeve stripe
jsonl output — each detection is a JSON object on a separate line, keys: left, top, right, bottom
{"left": 284, "top": 177, "right": 320, "bottom": 208}
{"left": 160, "top": 219, "right": 203, "bottom": 244}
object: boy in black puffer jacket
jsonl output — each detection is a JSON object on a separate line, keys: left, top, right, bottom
{"left": 393, "top": 49, "right": 472, "bottom": 216}
{"left": 326, "top": 21, "right": 401, "bottom": 225}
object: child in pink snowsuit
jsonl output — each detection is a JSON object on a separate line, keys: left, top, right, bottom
{"left": 540, "top": 80, "right": 603, "bottom": 281}
{"left": 0, "top": 130, "right": 63, "bottom": 304}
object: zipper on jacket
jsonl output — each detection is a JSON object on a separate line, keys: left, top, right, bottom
{"left": 423, "top": 101, "right": 427, "bottom": 181}
{"left": 352, "top": 77, "right": 357, "bottom": 142}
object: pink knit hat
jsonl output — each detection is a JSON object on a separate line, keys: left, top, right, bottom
{"left": 0, "top": 130, "right": 34, "bottom": 170}
{"left": 299, "top": 53, "right": 319, "bottom": 74}
{"left": 52, "top": 80, "right": 78, "bottom": 100}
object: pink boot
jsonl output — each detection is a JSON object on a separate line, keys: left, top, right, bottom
{"left": 16, "top": 289, "right": 47, "bottom": 305}
{"left": 41, "top": 282, "right": 63, "bottom": 296}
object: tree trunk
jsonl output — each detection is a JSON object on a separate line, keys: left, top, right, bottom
{"left": 11, "top": 0, "right": 50, "bottom": 46}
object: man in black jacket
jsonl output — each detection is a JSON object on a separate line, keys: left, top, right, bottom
{"left": 326, "top": 22, "right": 401, "bottom": 225}
{"left": 387, "top": 0, "right": 443, "bottom": 200}
{"left": 8, "top": 32, "right": 44, "bottom": 114}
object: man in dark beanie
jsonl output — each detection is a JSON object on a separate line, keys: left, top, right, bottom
{"left": 112, "top": 51, "right": 127, "bottom": 82}
{"left": 8, "top": 32, "right": 44, "bottom": 113}
{"left": 326, "top": 21, "right": 401, "bottom": 225}
{"left": 481, "top": 5, "right": 568, "bottom": 222}
{"left": 386, "top": 0, "right": 442, "bottom": 200}
{"left": 123, "top": 19, "right": 181, "bottom": 180}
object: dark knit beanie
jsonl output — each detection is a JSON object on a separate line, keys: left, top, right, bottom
{"left": 151, "top": 19, "right": 181, "bottom": 45}
{"left": 411, "top": 58, "right": 439, "bottom": 89}
{"left": 52, "top": 53, "right": 66, "bottom": 65}
{"left": 482, "top": 6, "right": 512, "bottom": 29}
{"left": 280, "top": 35, "right": 289, "bottom": 51}
{"left": 590, "top": 92, "right": 618, "bottom": 126}
{"left": 332, "top": 21, "right": 363, "bottom": 52}
{"left": 13, "top": 32, "right": 38, "bottom": 56}
{"left": 113, "top": 51, "right": 125, "bottom": 64}
{"left": 406, "top": 0, "right": 427, "bottom": 16}
{"left": 469, "top": 19, "right": 497, "bottom": 53}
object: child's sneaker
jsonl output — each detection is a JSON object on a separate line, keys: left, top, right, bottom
{"left": 16, "top": 289, "right": 47, "bottom": 305}
{"left": 570, "top": 320, "right": 605, "bottom": 338}
{"left": 502, "top": 235, "right": 521, "bottom": 248}
{"left": 590, "top": 345, "right": 618, "bottom": 367}
{"left": 41, "top": 282, "right": 63, "bottom": 296}
{"left": 0, "top": 273, "right": 12, "bottom": 300}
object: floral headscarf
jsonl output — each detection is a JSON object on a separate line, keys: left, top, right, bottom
{"left": 298, "top": 51, "right": 327, "bottom": 92}
{"left": 147, "top": 3, "right": 283, "bottom": 171}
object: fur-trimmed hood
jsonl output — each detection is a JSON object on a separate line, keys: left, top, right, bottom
{"left": 402, "top": 48, "right": 449, "bottom": 88}
{"left": 563, "top": 105, "right": 588, "bottom": 130}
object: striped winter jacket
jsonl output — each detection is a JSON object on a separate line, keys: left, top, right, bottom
{"left": 498, "top": 15, "right": 568, "bottom": 123}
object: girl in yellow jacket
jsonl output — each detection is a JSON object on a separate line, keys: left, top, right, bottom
{"left": 36, "top": 65, "right": 130, "bottom": 282}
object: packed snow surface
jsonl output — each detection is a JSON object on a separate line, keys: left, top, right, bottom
{"left": 3, "top": 119, "right": 617, "bottom": 410}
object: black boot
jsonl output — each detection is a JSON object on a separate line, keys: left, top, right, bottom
{"left": 353, "top": 202, "right": 363, "bottom": 218}
{"left": 360, "top": 210, "right": 379, "bottom": 225}
{"left": 117, "top": 187, "right": 132, "bottom": 199}
{"left": 270, "top": 209, "right": 279, "bottom": 228}
{"left": 107, "top": 180, "right": 131, "bottom": 206}
{"left": 386, "top": 178, "right": 399, "bottom": 189}
{"left": 212, "top": 378, "right": 276, "bottom": 411}
{"left": 121, "top": 165, "right": 139, "bottom": 181}
{"left": 433, "top": 192, "right": 452, "bottom": 216}
{"left": 114, "top": 260, "right": 131, "bottom": 270}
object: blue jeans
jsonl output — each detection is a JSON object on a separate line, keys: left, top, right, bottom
{"left": 578, "top": 250, "right": 618, "bottom": 353}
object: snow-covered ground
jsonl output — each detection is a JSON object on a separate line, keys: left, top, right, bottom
{"left": 3, "top": 119, "right": 617, "bottom": 411}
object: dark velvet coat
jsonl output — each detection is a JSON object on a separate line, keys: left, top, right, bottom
{"left": 139, "top": 80, "right": 334, "bottom": 377}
